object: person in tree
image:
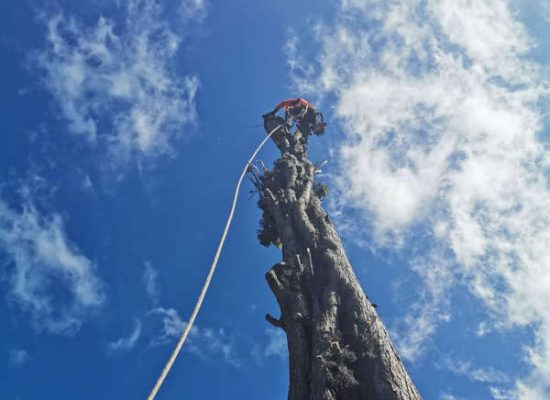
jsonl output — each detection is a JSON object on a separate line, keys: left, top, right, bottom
{"left": 264, "top": 98, "right": 326, "bottom": 136}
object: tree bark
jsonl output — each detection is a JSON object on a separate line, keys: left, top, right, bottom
{"left": 257, "top": 116, "right": 422, "bottom": 400}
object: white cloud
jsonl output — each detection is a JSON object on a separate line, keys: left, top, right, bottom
{"left": 490, "top": 387, "right": 518, "bottom": 400}
{"left": 149, "top": 307, "right": 189, "bottom": 345}
{"left": 8, "top": 349, "right": 31, "bottom": 367}
{"left": 196, "top": 327, "right": 241, "bottom": 367}
{"left": 263, "top": 328, "right": 287, "bottom": 360}
{"left": 0, "top": 194, "right": 104, "bottom": 334}
{"left": 440, "top": 394, "right": 461, "bottom": 400}
{"left": 81, "top": 174, "right": 94, "bottom": 192}
{"left": 441, "top": 357, "right": 509, "bottom": 384}
{"left": 391, "top": 256, "right": 452, "bottom": 360}
{"left": 290, "top": 0, "right": 549, "bottom": 398}
{"left": 542, "top": 3, "right": 550, "bottom": 23}
{"left": 35, "top": 0, "right": 201, "bottom": 170}
{"left": 430, "top": 0, "right": 533, "bottom": 82}
{"left": 143, "top": 261, "right": 159, "bottom": 304}
{"left": 107, "top": 319, "right": 142, "bottom": 353}
{"left": 179, "top": 0, "right": 207, "bottom": 22}
{"left": 149, "top": 307, "right": 241, "bottom": 367}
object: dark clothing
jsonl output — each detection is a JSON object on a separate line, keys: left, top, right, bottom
{"left": 296, "top": 107, "right": 317, "bottom": 135}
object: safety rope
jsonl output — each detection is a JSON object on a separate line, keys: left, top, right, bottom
{"left": 147, "top": 124, "right": 282, "bottom": 400}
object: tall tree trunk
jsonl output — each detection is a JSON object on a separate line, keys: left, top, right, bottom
{"left": 257, "top": 117, "right": 422, "bottom": 400}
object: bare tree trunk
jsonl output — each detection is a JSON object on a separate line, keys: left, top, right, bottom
{"left": 256, "top": 117, "right": 422, "bottom": 400}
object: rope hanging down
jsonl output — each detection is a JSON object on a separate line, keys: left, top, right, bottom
{"left": 147, "top": 124, "right": 282, "bottom": 400}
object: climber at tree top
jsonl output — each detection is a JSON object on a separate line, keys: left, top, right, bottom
{"left": 263, "top": 97, "right": 327, "bottom": 136}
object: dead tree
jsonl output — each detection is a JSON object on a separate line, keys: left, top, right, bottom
{"left": 256, "top": 116, "right": 422, "bottom": 400}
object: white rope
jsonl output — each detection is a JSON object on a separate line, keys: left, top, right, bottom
{"left": 147, "top": 124, "right": 282, "bottom": 400}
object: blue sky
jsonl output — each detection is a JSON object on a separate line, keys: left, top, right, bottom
{"left": 0, "top": 1, "right": 549, "bottom": 399}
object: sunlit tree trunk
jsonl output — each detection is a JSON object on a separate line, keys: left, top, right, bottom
{"left": 257, "top": 117, "right": 422, "bottom": 400}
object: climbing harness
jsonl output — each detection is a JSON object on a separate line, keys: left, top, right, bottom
{"left": 146, "top": 124, "right": 282, "bottom": 400}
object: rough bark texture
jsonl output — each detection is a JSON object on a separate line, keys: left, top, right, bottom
{"left": 257, "top": 117, "right": 422, "bottom": 400}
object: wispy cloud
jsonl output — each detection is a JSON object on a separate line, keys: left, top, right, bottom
{"left": 0, "top": 192, "right": 104, "bottom": 334}
{"left": 143, "top": 261, "right": 160, "bottom": 304}
{"left": 251, "top": 328, "right": 288, "bottom": 365}
{"left": 34, "top": 0, "right": 203, "bottom": 171}
{"left": 8, "top": 348, "right": 31, "bottom": 367}
{"left": 544, "top": 8, "right": 550, "bottom": 23}
{"left": 149, "top": 307, "right": 241, "bottom": 367}
{"left": 263, "top": 328, "right": 287, "bottom": 360}
{"left": 195, "top": 327, "right": 241, "bottom": 367}
{"left": 289, "top": 0, "right": 549, "bottom": 398}
{"left": 440, "top": 357, "right": 509, "bottom": 384}
{"left": 107, "top": 319, "right": 142, "bottom": 354}
{"left": 440, "top": 394, "right": 462, "bottom": 400}
{"left": 179, "top": 0, "right": 208, "bottom": 22}
{"left": 391, "top": 255, "right": 452, "bottom": 360}
{"left": 149, "top": 307, "right": 189, "bottom": 345}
